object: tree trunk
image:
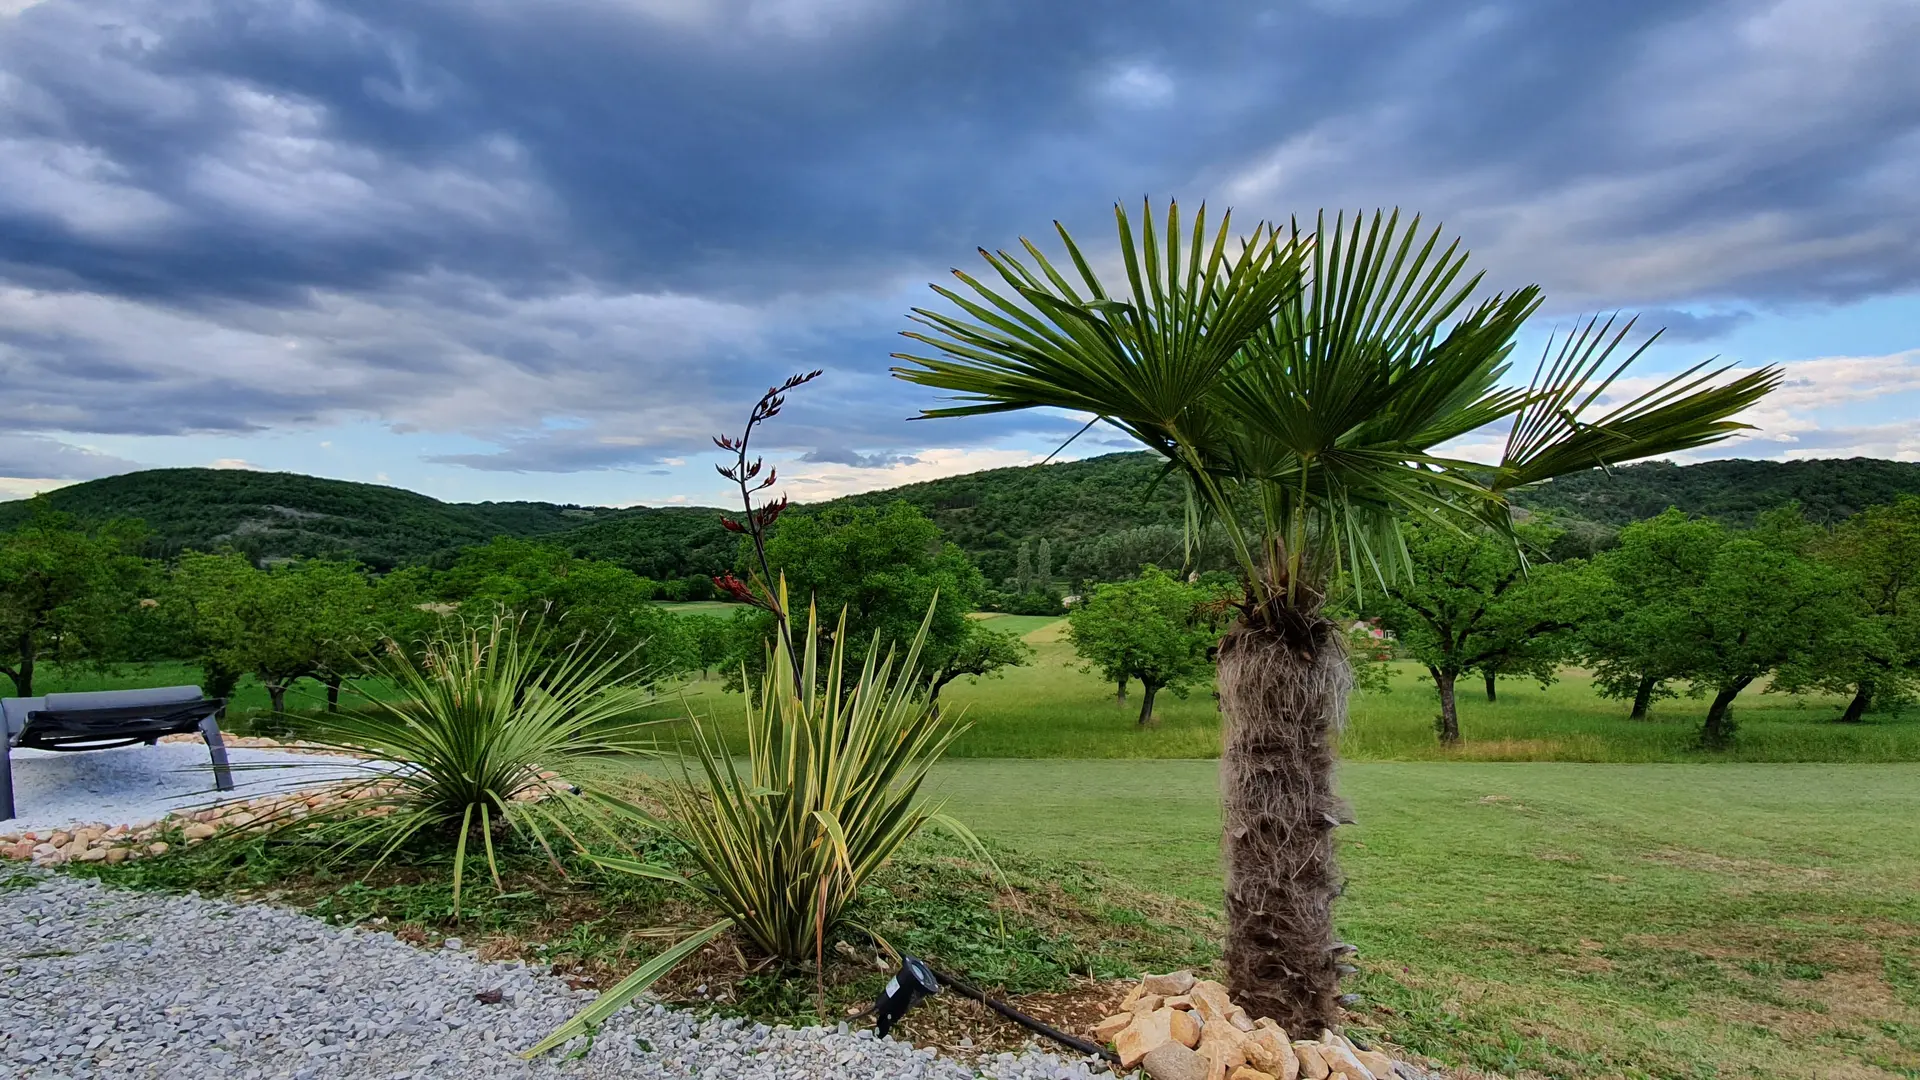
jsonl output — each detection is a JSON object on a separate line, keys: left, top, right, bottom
{"left": 267, "top": 682, "right": 288, "bottom": 715}
{"left": 1629, "top": 674, "right": 1656, "bottom": 720}
{"left": 1701, "top": 679, "right": 1749, "bottom": 748}
{"left": 11, "top": 632, "right": 34, "bottom": 697}
{"left": 1137, "top": 680, "right": 1160, "bottom": 725}
{"left": 1838, "top": 681, "right": 1874, "bottom": 724}
{"left": 326, "top": 677, "right": 342, "bottom": 713}
{"left": 1483, "top": 672, "right": 1497, "bottom": 703}
{"left": 1215, "top": 615, "right": 1348, "bottom": 1034}
{"left": 1429, "top": 667, "right": 1460, "bottom": 744}
{"left": 1116, "top": 674, "right": 1128, "bottom": 704}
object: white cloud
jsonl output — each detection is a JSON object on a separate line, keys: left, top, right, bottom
{"left": 1098, "top": 63, "right": 1174, "bottom": 107}
{"left": 776, "top": 446, "right": 1042, "bottom": 501}
{"left": 0, "top": 476, "right": 74, "bottom": 500}
{"left": 208, "top": 458, "right": 261, "bottom": 470}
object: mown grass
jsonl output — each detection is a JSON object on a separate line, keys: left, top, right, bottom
{"left": 651, "top": 617, "right": 1920, "bottom": 763}
{"left": 43, "top": 611, "right": 1920, "bottom": 760}
{"left": 936, "top": 758, "right": 1920, "bottom": 1079}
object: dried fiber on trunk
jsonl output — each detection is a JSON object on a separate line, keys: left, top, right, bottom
{"left": 1216, "top": 612, "right": 1351, "bottom": 1032}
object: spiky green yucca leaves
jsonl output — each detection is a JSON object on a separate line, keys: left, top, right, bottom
{"left": 895, "top": 201, "right": 1782, "bottom": 610}
{"left": 660, "top": 594, "right": 982, "bottom": 960}
{"left": 273, "top": 614, "right": 663, "bottom": 909}
{"left": 530, "top": 593, "right": 979, "bottom": 1058}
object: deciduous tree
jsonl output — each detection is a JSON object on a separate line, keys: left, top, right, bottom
{"left": 1777, "top": 495, "right": 1920, "bottom": 721}
{"left": 1370, "top": 523, "right": 1586, "bottom": 742}
{"left": 1067, "top": 567, "right": 1217, "bottom": 724}
{"left": 0, "top": 501, "right": 148, "bottom": 697}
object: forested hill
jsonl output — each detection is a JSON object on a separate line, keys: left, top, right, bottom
{"left": 8, "top": 454, "right": 1919, "bottom": 578}
{"left": 1515, "top": 457, "right": 1920, "bottom": 527}
{"left": 0, "top": 468, "right": 615, "bottom": 570}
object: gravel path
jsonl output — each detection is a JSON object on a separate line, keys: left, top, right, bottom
{"left": 0, "top": 870, "right": 1111, "bottom": 1080}
{"left": 3, "top": 745, "right": 370, "bottom": 835}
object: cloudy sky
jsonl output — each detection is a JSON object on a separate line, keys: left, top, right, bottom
{"left": 2, "top": 0, "right": 1917, "bottom": 508}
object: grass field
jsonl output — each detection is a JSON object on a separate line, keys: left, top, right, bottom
{"left": 657, "top": 601, "right": 749, "bottom": 617}
{"left": 32, "top": 613, "right": 1920, "bottom": 761}
{"left": 935, "top": 759, "right": 1920, "bottom": 1079}
{"left": 651, "top": 616, "right": 1920, "bottom": 763}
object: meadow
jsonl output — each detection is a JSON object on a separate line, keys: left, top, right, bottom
{"left": 937, "top": 759, "right": 1920, "bottom": 1079}
{"left": 35, "top": 612, "right": 1920, "bottom": 762}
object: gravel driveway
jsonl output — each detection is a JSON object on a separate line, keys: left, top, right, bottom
{"left": 0, "top": 870, "right": 1107, "bottom": 1080}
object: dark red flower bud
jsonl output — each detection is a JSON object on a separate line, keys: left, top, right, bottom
{"left": 721, "top": 518, "right": 746, "bottom": 533}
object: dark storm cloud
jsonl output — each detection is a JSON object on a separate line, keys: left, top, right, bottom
{"left": 1, "top": 0, "right": 1917, "bottom": 475}
{"left": 1637, "top": 309, "right": 1757, "bottom": 344}
{"left": 0, "top": 434, "right": 139, "bottom": 480}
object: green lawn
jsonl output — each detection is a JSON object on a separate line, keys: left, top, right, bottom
{"left": 657, "top": 617, "right": 1920, "bottom": 763}
{"left": 657, "top": 601, "right": 752, "bottom": 617}
{"left": 936, "top": 758, "right": 1920, "bottom": 1079}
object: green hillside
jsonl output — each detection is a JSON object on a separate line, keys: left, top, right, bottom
{"left": 9, "top": 454, "right": 1920, "bottom": 578}
{"left": 0, "top": 468, "right": 613, "bottom": 570}
{"left": 1515, "top": 457, "right": 1920, "bottom": 526}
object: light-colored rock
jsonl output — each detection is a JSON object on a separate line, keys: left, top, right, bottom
{"left": 1093, "top": 1013, "right": 1134, "bottom": 1042}
{"left": 1165, "top": 994, "right": 1195, "bottom": 1010}
{"left": 1130, "top": 992, "right": 1168, "bottom": 1016}
{"left": 1198, "top": 1024, "right": 1252, "bottom": 1080}
{"left": 182, "top": 823, "right": 217, "bottom": 841}
{"left": 1318, "top": 1035, "right": 1373, "bottom": 1079}
{"left": 1188, "top": 980, "right": 1236, "bottom": 1023}
{"left": 1228, "top": 1006, "right": 1257, "bottom": 1032}
{"left": 1142, "top": 970, "right": 1198, "bottom": 997}
{"left": 1230, "top": 1069, "right": 1278, "bottom": 1080}
{"left": 1142, "top": 1041, "right": 1209, "bottom": 1080}
{"left": 1354, "top": 1049, "right": 1396, "bottom": 1079}
{"left": 1118, "top": 1007, "right": 1179, "bottom": 1068}
{"left": 78, "top": 847, "right": 108, "bottom": 863}
{"left": 1169, "top": 1008, "right": 1203, "bottom": 1049}
{"left": 1294, "top": 1042, "right": 1331, "bottom": 1080}
{"left": 147, "top": 842, "right": 169, "bottom": 856}
{"left": 1245, "top": 1027, "right": 1297, "bottom": 1080}
{"left": 104, "top": 847, "right": 130, "bottom": 864}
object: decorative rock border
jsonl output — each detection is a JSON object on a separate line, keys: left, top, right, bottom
{"left": 1091, "top": 971, "right": 1438, "bottom": 1080}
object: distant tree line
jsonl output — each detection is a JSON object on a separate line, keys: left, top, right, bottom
{"left": 1362, "top": 498, "right": 1920, "bottom": 746}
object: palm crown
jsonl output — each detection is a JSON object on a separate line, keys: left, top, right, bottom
{"left": 894, "top": 201, "right": 1780, "bottom": 615}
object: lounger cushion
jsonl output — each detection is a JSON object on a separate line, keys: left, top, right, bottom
{"left": 1, "top": 697, "right": 45, "bottom": 741}
{"left": 40, "top": 686, "right": 206, "bottom": 713}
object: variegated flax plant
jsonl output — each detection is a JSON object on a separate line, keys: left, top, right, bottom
{"left": 892, "top": 199, "right": 1781, "bottom": 1031}
{"left": 530, "top": 376, "right": 985, "bottom": 1058}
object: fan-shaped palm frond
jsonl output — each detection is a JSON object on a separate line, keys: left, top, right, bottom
{"left": 895, "top": 202, "right": 1781, "bottom": 612}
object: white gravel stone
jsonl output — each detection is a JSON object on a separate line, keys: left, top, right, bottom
{"left": 2, "top": 745, "right": 372, "bottom": 835}
{"left": 0, "top": 869, "right": 1113, "bottom": 1079}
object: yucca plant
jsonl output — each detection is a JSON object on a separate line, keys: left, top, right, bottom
{"left": 531, "top": 588, "right": 982, "bottom": 1057}
{"left": 262, "top": 612, "right": 664, "bottom": 909}
{"left": 678, "top": 588, "right": 977, "bottom": 959}
{"left": 893, "top": 200, "right": 1781, "bottom": 1029}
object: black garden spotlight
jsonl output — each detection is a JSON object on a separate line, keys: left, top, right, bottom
{"left": 872, "top": 955, "right": 939, "bottom": 1037}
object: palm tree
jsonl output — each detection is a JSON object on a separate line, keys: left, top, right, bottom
{"left": 892, "top": 202, "right": 1779, "bottom": 1031}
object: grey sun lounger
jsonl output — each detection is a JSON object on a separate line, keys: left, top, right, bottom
{"left": 0, "top": 685, "right": 234, "bottom": 822}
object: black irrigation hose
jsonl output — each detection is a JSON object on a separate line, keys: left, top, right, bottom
{"left": 925, "top": 964, "right": 1119, "bottom": 1064}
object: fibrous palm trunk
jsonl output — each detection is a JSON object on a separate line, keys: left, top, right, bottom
{"left": 1216, "top": 611, "right": 1350, "bottom": 1033}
